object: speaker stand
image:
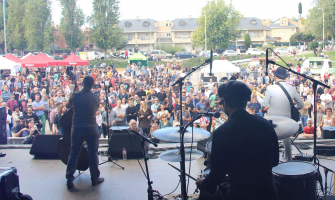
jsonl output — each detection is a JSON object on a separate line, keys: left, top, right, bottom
{"left": 99, "top": 156, "right": 124, "bottom": 170}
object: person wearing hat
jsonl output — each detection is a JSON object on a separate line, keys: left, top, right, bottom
{"left": 196, "top": 80, "right": 279, "bottom": 200}
{"left": 263, "top": 67, "right": 303, "bottom": 161}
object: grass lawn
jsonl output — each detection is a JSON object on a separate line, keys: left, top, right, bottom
{"left": 275, "top": 51, "right": 335, "bottom": 68}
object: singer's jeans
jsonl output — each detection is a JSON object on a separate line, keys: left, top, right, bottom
{"left": 66, "top": 126, "right": 100, "bottom": 180}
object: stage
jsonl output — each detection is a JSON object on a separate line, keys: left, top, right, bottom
{"left": 1, "top": 144, "right": 335, "bottom": 199}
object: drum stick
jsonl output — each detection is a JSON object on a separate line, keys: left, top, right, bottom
{"left": 168, "top": 163, "right": 197, "bottom": 181}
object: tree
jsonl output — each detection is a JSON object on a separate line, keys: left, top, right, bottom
{"left": 290, "top": 31, "right": 315, "bottom": 42}
{"left": 0, "top": 0, "right": 9, "bottom": 53}
{"left": 298, "top": 2, "right": 302, "bottom": 18}
{"left": 243, "top": 33, "right": 252, "bottom": 47}
{"left": 43, "top": 19, "right": 56, "bottom": 52}
{"left": 192, "top": 0, "right": 243, "bottom": 50}
{"left": 7, "top": 0, "right": 26, "bottom": 53}
{"left": 59, "top": 0, "right": 85, "bottom": 51}
{"left": 88, "top": 0, "right": 124, "bottom": 55}
{"left": 23, "top": 0, "right": 53, "bottom": 51}
{"left": 309, "top": 41, "right": 318, "bottom": 50}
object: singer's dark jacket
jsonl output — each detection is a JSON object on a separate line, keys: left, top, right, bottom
{"left": 202, "top": 109, "right": 279, "bottom": 200}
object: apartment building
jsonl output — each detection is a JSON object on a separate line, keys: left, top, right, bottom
{"left": 119, "top": 16, "right": 198, "bottom": 52}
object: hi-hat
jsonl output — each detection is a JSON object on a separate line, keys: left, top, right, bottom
{"left": 264, "top": 116, "right": 299, "bottom": 139}
{"left": 153, "top": 127, "right": 210, "bottom": 143}
{"left": 109, "top": 126, "right": 129, "bottom": 130}
{"left": 159, "top": 148, "right": 204, "bottom": 162}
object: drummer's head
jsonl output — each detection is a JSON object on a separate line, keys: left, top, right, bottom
{"left": 218, "top": 81, "right": 251, "bottom": 117}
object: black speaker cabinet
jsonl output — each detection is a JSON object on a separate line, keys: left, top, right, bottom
{"left": 0, "top": 107, "right": 5, "bottom": 121}
{"left": 0, "top": 120, "right": 6, "bottom": 132}
{"left": 321, "top": 127, "right": 335, "bottom": 139}
{"left": 316, "top": 144, "right": 335, "bottom": 156}
{"left": 197, "top": 133, "right": 213, "bottom": 152}
{"left": 0, "top": 131, "right": 7, "bottom": 145}
{"left": 30, "top": 135, "right": 62, "bottom": 158}
{"left": 108, "top": 129, "right": 146, "bottom": 159}
{"left": 0, "top": 167, "right": 20, "bottom": 200}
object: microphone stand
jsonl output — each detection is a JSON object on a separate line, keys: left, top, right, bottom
{"left": 267, "top": 48, "right": 329, "bottom": 164}
{"left": 131, "top": 130, "right": 158, "bottom": 200}
{"left": 172, "top": 61, "right": 210, "bottom": 200}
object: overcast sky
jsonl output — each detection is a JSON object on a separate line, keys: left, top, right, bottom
{"left": 51, "top": 0, "right": 315, "bottom": 25}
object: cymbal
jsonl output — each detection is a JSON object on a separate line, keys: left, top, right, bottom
{"left": 159, "top": 148, "right": 204, "bottom": 162}
{"left": 109, "top": 126, "right": 129, "bottom": 130}
{"left": 153, "top": 127, "right": 210, "bottom": 142}
{"left": 264, "top": 116, "right": 299, "bottom": 140}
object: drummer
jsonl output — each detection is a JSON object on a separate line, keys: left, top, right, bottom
{"left": 196, "top": 80, "right": 279, "bottom": 200}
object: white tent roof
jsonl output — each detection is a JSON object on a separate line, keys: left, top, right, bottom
{"left": 201, "top": 60, "right": 240, "bottom": 73}
{"left": 0, "top": 56, "right": 21, "bottom": 76}
{"left": 20, "top": 52, "right": 34, "bottom": 60}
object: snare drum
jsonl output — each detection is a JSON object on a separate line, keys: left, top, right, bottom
{"left": 204, "top": 140, "right": 212, "bottom": 168}
{"left": 272, "top": 161, "right": 317, "bottom": 200}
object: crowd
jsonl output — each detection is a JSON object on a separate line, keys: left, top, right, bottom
{"left": 1, "top": 54, "right": 334, "bottom": 143}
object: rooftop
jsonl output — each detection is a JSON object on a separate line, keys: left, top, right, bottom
{"left": 237, "top": 17, "right": 271, "bottom": 30}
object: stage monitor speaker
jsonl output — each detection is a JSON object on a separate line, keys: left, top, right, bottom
{"left": 0, "top": 120, "right": 6, "bottom": 132}
{"left": 197, "top": 133, "right": 212, "bottom": 152}
{"left": 315, "top": 144, "right": 335, "bottom": 156}
{"left": 0, "top": 167, "right": 20, "bottom": 200}
{"left": 0, "top": 131, "right": 7, "bottom": 145}
{"left": 30, "top": 135, "right": 62, "bottom": 158}
{"left": 108, "top": 129, "right": 145, "bottom": 159}
{"left": 321, "top": 127, "right": 335, "bottom": 139}
{"left": 0, "top": 107, "right": 6, "bottom": 121}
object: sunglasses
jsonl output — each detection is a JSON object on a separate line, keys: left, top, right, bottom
{"left": 162, "top": 116, "right": 167, "bottom": 118}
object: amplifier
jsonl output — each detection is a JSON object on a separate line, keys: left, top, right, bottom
{"left": 321, "top": 127, "right": 335, "bottom": 139}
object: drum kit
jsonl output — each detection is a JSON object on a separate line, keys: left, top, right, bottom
{"left": 152, "top": 116, "right": 327, "bottom": 200}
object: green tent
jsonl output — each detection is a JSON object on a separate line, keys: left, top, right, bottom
{"left": 128, "top": 53, "right": 149, "bottom": 66}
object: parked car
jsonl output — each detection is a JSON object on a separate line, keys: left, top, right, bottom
{"left": 222, "top": 50, "right": 241, "bottom": 57}
{"left": 151, "top": 50, "right": 172, "bottom": 59}
{"left": 199, "top": 51, "right": 218, "bottom": 57}
{"left": 287, "top": 46, "right": 297, "bottom": 53}
{"left": 246, "top": 48, "right": 265, "bottom": 56}
{"left": 205, "top": 52, "right": 219, "bottom": 57}
{"left": 141, "top": 51, "right": 151, "bottom": 57}
{"left": 273, "top": 47, "right": 289, "bottom": 55}
{"left": 175, "top": 51, "right": 197, "bottom": 59}
{"left": 237, "top": 45, "right": 248, "bottom": 53}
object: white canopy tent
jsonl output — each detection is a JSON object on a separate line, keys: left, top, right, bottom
{"left": 0, "top": 56, "right": 21, "bottom": 76}
{"left": 201, "top": 60, "right": 240, "bottom": 74}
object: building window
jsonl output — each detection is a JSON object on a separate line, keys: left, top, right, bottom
{"left": 125, "top": 22, "right": 132, "bottom": 27}
{"left": 292, "top": 29, "right": 294, "bottom": 32}
{"left": 179, "top": 20, "right": 186, "bottom": 26}
{"left": 250, "top": 19, "right": 257, "bottom": 25}
{"left": 160, "top": 23, "right": 163, "bottom": 26}
{"left": 285, "top": 28, "right": 286, "bottom": 31}
{"left": 249, "top": 31, "right": 254, "bottom": 38}
{"left": 141, "top": 34, "right": 146, "bottom": 40}
{"left": 166, "top": 33, "right": 171, "bottom": 37}
{"left": 183, "top": 33, "right": 188, "bottom": 39}
{"left": 176, "top": 33, "right": 181, "bottom": 38}
{"left": 158, "top": 34, "right": 162, "bottom": 38}
{"left": 143, "top": 21, "right": 150, "bottom": 26}
{"left": 128, "top": 34, "right": 132, "bottom": 41}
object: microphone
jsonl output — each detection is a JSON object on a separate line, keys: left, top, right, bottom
{"left": 209, "top": 49, "right": 213, "bottom": 76}
{"left": 198, "top": 111, "right": 220, "bottom": 118}
{"left": 265, "top": 48, "right": 269, "bottom": 76}
{"left": 130, "top": 130, "right": 158, "bottom": 147}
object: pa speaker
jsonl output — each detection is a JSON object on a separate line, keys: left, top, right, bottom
{"left": 316, "top": 144, "right": 335, "bottom": 156}
{"left": 321, "top": 127, "right": 335, "bottom": 139}
{"left": 0, "top": 131, "right": 7, "bottom": 144}
{"left": 0, "top": 107, "right": 5, "bottom": 120}
{"left": 30, "top": 135, "right": 62, "bottom": 158}
{"left": 108, "top": 129, "right": 146, "bottom": 159}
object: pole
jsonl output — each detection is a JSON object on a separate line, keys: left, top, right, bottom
{"left": 149, "top": 18, "right": 151, "bottom": 51}
{"left": 3, "top": 0, "right": 6, "bottom": 55}
{"left": 205, "top": 12, "right": 207, "bottom": 56}
{"left": 323, "top": 9, "right": 325, "bottom": 51}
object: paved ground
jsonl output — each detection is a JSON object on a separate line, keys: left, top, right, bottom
{"left": 1, "top": 143, "right": 335, "bottom": 199}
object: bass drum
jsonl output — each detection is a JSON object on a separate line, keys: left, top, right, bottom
{"left": 272, "top": 161, "right": 318, "bottom": 200}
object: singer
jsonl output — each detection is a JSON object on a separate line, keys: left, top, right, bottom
{"left": 65, "top": 76, "right": 104, "bottom": 188}
{"left": 262, "top": 67, "right": 303, "bottom": 161}
{"left": 196, "top": 81, "right": 279, "bottom": 200}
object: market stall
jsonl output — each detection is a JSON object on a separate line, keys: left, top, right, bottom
{"left": 0, "top": 56, "right": 21, "bottom": 76}
{"left": 57, "top": 53, "right": 89, "bottom": 66}
{"left": 128, "top": 53, "right": 149, "bottom": 66}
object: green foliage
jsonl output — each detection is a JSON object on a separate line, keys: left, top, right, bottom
{"left": 7, "top": 0, "right": 26, "bottom": 52}
{"left": 298, "top": 2, "right": 302, "bottom": 15}
{"left": 88, "top": 0, "right": 124, "bottom": 54}
{"left": 192, "top": 0, "right": 243, "bottom": 50}
{"left": 59, "top": 0, "right": 85, "bottom": 51}
{"left": 243, "top": 33, "right": 252, "bottom": 47}
{"left": 160, "top": 44, "right": 186, "bottom": 55}
{"left": 309, "top": 41, "right": 318, "bottom": 50}
{"left": 88, "top": 59, "right": 168, "bottom": 68}
{"left": 260, "top": 44, "right": 277, "bottom": 51}
{"left": 43, "top": 20, "right": 56, "bottom": 52}
{"left": 134, "top": 44, "right": 139, "bottom": 53}
{"left": 0, "top": 0, "right": 8, "bottom": 53}
{"left": 290, "top": 38, "right": 298, "bottom": 43}
{"left": 23, "top": 0, "right": 52, "bottom": 51}
{"left": 290, "top": 32, "right": 315, "bottom": 42}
